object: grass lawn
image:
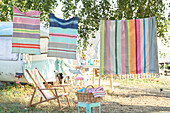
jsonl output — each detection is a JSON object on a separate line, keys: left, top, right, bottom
{"left": 0, "top": 76, "right": 170, "bottom": 113}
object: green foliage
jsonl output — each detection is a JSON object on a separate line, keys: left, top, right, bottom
{"left": 0, "top": 0, "right": 58, "bottom": 26}
{"left": 165, "top": 64, "right": 170, "bottom": 69}
{"left": 61, "top": 0, "right": 114, "bottom": 49}
{"left": 159, "top": 51, "right": 166, "bottom": 58}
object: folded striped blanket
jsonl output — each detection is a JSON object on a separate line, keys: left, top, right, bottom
{"left": 48, "top": 13, "right": 78, "bottom": 59}
{"left": 83, "top": 86, "right": 105, "bottom": 98}
{"left": 12, "top": 7, "right": 41, "bottom": 54}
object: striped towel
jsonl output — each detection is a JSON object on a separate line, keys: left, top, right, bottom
{"left": 136, "top": 17, "right": 159, "bottom": 74}
{"left": 83, "top": 86, "right": 105, "bottom": 98}
{"left": 100, "top": 17, "right": 158, "bottom": 75}
{"left": 48, "top": 13, "right": 78, "bottom": 59}
{"left": 12, "top": 7, "right": 41, "bottom": 54}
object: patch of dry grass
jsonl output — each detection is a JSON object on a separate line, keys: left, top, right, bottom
{"left": 0, "top": 77, "right": 170, "bottom": 113}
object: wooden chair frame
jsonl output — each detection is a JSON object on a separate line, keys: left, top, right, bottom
{"left": 25, "top": 68, "right": 70, "bottom": 109}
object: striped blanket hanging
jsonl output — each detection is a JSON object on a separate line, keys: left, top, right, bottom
{"left": 12, "top": 7, "right": 41, "bottom": 54}
{"left": 100, "top": 17, "right": 159, "bottom": 75}
{"left": 48, "top": 13, "right": 78, "bottom": 59}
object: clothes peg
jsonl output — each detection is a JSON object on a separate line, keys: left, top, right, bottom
{"left": 39, "top": 8, "right": 41, "bottom": 13}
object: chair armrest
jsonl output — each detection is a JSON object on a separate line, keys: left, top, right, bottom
{"left": 40, "top": 88, "right": 57, "bottom": 90}
{"left": 49, "top": 84, "right": 70, "bottom": 87}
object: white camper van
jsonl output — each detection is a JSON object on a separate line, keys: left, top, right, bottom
{"left": 0, "top": 22, "right": 56, "bottom": 83}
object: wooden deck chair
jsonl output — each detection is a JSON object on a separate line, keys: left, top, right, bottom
{"left": 25, "top": 68, "right": 70, "bottom": 109}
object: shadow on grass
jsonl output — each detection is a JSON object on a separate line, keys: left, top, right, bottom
{"left": 0, "top": 100, "right": 77, "bottom": 113}
{"left": 0, "top": 83, "right": 77, "bottom": 113}
{"left": 101, "top": 101, "right": 170, "bottom": 113}
{"left": 112, "top": 86, "right": 170, "bottom": 98}
{"left": 1, "top": 100, "right": 170, "bottom": 113}
{"left": 1, "top": 82, "right": 170, "bottom": 113}
{"left": 1, "top": 93, "right": 170, "bottom": 113}
{"left": 108, "top": 92, "right": 170, "bottom": 99}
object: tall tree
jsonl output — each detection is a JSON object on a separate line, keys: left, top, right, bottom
{"left": 61, "top": 0, "right": 114, "bottom": 49}
{"left": 61, "top": 0, "right": 168, "bottom": 50}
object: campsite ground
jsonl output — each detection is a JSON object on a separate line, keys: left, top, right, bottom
{"left": 0, "top": 76, "right": 170, "bottom": 113}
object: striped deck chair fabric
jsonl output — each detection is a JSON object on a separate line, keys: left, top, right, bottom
{"left": 48, "top": 13, "right": 79, "bottom": 59}
{"left": 25, "top": 68, "right": 70, "bottom": 109}
{"left": 29, "top": 69, "right": 54, "bottom": 99}
{"left": 12, "top": 7, "right": 41, "bottom": 54}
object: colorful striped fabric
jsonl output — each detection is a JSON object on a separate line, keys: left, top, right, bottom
{"left": 29, "top": 69, "right": 54, "bottom": 99}
{"left": 82, "top": 86, "right": 105, "bottom": 98}
{"left": 48, "top": 13, "right": 78, "bottom": 59}
{"left": 100, "top": 17, "right": 159, "bottom": 75}
{"left": 12, "top": 7, "right": 40, "bottom": 54}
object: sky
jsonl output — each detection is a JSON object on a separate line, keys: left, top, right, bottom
{"left": 54, "top": 1, "right": 63, "bottom": 18}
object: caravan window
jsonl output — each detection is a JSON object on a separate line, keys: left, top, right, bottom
{"left": 40, "top": 37, "right": 48, "bottom": 54}
{"left": 0, "top": 37, "right": 19, "bottom": 61}
{"left": 40, "top": 23, "right": 49, "bottom": 54}
{"left": 0, "top": 22, "right": 19, "bottom": 61}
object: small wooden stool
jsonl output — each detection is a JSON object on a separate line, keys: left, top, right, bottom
{"left": 78, "top": 102, "right": 101, "bottom": 113}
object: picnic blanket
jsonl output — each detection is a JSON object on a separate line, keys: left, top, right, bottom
{"left": 12, "top": 7, "right": 41, "bottom": 54}
{"left": 48, "top": 13, "right": 78, "bottom": 59}
{"left": 100, "top": 17, "right": 159, "bottom": 75}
